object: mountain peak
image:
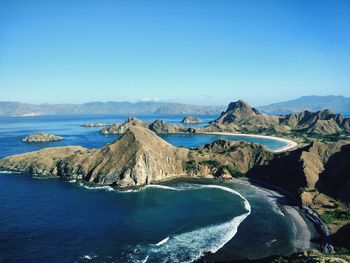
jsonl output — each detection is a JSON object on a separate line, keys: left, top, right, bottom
{"left": 227, "top": 100, "right": 252, "bottom": 111}
{"left": 213, "top": 99, "right": 260, "bottom": 124}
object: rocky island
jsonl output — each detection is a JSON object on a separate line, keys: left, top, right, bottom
{"left": 181, "top": 116, "right": 203, "bottom": 124}
{"left": 82, "top": 122, "right": 112, "bottom": 127}
{"left": 22, "top": 132, "right": 63, "bottom": 142}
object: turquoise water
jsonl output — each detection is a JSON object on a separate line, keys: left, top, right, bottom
{"left": 0, "top": 115, "right": 294, "bottom": 262}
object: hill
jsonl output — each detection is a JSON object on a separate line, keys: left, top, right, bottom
{"left": 0, "top": 101, "right": 225, "bottom": 116}
{"left": 258, "top": 95, "right": 350, "bottom": 115}
{"left": 199, "top": 99, "right": 350, "bottom": 136}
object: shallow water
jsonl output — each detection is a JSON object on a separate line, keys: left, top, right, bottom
{"left": 0, "top": 115, "right": 294, "bottom": 262}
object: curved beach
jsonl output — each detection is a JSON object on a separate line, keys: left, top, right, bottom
{"left": 199, "top": 131, "right": 298, "bottom": 153}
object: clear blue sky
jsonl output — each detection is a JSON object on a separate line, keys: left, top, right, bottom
{"left": 1, "top": 0, "right": 349, "bottom": 106}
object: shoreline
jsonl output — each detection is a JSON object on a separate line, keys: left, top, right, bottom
{"left": 235, "top": 178, "right": 317, "bottom": 253}
{"left": 198, "top": 131, "right": 298, "bottom": 153}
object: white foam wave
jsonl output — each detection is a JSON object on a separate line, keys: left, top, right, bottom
{"left": 127, "top": 183, "right": 251, "bottom": 263}
{"left": 0, "top": 170, "right": 21, "bottom": 174}
{"left": 239, "top": 181, "right": 285, "bottom": 216}
{"left": 77, "top": 182, "right": 114, "bottom": 192}
{"left": 144, "top": 184, "right": 179, "bottom": 191}
{"left": 155, "top": 236, "right": 170, "bottom": 246}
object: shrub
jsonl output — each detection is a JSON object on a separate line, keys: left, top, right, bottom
{"left": 186, "top": 160, "right": 199, "bottom": 174}
{"left": 200, "top": 160, "right": 221, "bottom": 169}
{"left": 320, "top": 209, "right": 350, "bottom": 224}
{"left": 223, "top": 165, "right": 244, "bottom": 178}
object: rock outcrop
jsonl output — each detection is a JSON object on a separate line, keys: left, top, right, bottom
{"left": 181, "top": 116, "right": 203, "bottom": 124}
{"left": 22, "top": 132, "right": 63, "bottom": 142}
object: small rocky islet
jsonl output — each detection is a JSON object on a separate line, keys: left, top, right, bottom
{"left": 22, "top": 132, "right": 63, "bottom": 143}
{"left": 181, "top": 116, "right": 203, "bottom": 124}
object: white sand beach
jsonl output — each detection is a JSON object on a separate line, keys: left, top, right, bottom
{"left": 199, "top": 132, "right": 298, "bottom": 153}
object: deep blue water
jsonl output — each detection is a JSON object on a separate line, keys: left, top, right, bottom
{"left": 0, "top": 115, "right": 294, "bottom": 262}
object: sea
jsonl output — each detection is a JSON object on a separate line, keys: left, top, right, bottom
{"left": 0, "top": 115, "right": 295, "bottom": 263}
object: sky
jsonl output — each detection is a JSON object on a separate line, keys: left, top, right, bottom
{"left": 1, "top": 0, "right": 350, "bottom": 106}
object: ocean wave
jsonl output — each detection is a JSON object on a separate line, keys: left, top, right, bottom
{"left": 239, "top": 182, "right": 285, "bottom": 216}
{"left": 155, "top": 236, "right": 170, "bottom": 246}
{"left": 0, "top": 170, "right": 21, "bottom": 174}
{"left": 75, "top": 182, "right": 114, "bottom": 192}
{"left": 126, "top": 183, "right": 251, "bottom": 263}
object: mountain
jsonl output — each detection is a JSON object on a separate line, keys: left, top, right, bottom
{"left": 0, "top": 126, "right": 274, "bottom": 187}
{"left": 212, "top": 100, "right": 260, "bottom": 124}
{"left": 200, "top": 99, "right": 350, "bottom": 135}
{"left": 201, "top": 100, "right": 284, "bottom": 133}
{"left": 281, "top": 109, "right": 350, "bottom": 135}
{"left": 0, "top": 126, "right": 190, "bottom": 187}
{"left": 258, "top": 95, "right": 350, "bottom": 115}
{"left": 0, "top": 101, "right": 225, "bottom": 116}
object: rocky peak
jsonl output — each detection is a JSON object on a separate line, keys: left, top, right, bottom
{"left": 123, "top": 116, "right": 143, "bottom": 125}
{"left": 227, "top": 100, "right": 258, "bottom": 112}
{"left": 212, "top": 100, "right": 260, "bottom": 124}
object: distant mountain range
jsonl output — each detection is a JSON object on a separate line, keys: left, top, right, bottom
{"left": 0, "top": 101, "right": 225, "bottom": 116}
{"left": 258, "top": 95, "right": 350, "bottom": 115}
{"left": 1, "top": 95, "right": 349, "bottom": 117}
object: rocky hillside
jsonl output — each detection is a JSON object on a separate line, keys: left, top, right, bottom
{"left": 0, "top": 127, "right": 190, "bottom": 187}
{"left": 247, "top": 140, "right": 350, "bottom": 250}
{"left": 281, "top": 109, "right": 350, "bottom": 135}
{"left": 0, "top": 127, "right": 274, "bottom": 187}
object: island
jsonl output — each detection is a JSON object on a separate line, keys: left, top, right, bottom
{"left": 81, "top": 122, "right": 112, "bottom": 127}
{"left": 22, "top": 132, "right": 63, "bottom": 142}
{"left": 181, "top": 116, "right": 203, "bottom": 124}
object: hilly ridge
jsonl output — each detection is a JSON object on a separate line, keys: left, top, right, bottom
{"left": 0, "top": 101, "right": 225, "bottom": 116}
{"left": 258, "top": 95, "right": 350, "bottom": 115}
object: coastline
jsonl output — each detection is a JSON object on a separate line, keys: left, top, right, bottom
{"left": 235, "top": 178, "right": 317, "bottom": 252}
{"left": 198, "top": 131, "right": 298, "bottom": 153}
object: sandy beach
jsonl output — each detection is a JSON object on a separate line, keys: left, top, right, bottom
{"left": 236, "top": 178, "right": 318, "bottom": 253}
{"left": 199, "top": 132, "right": 298, "bottom": 153}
